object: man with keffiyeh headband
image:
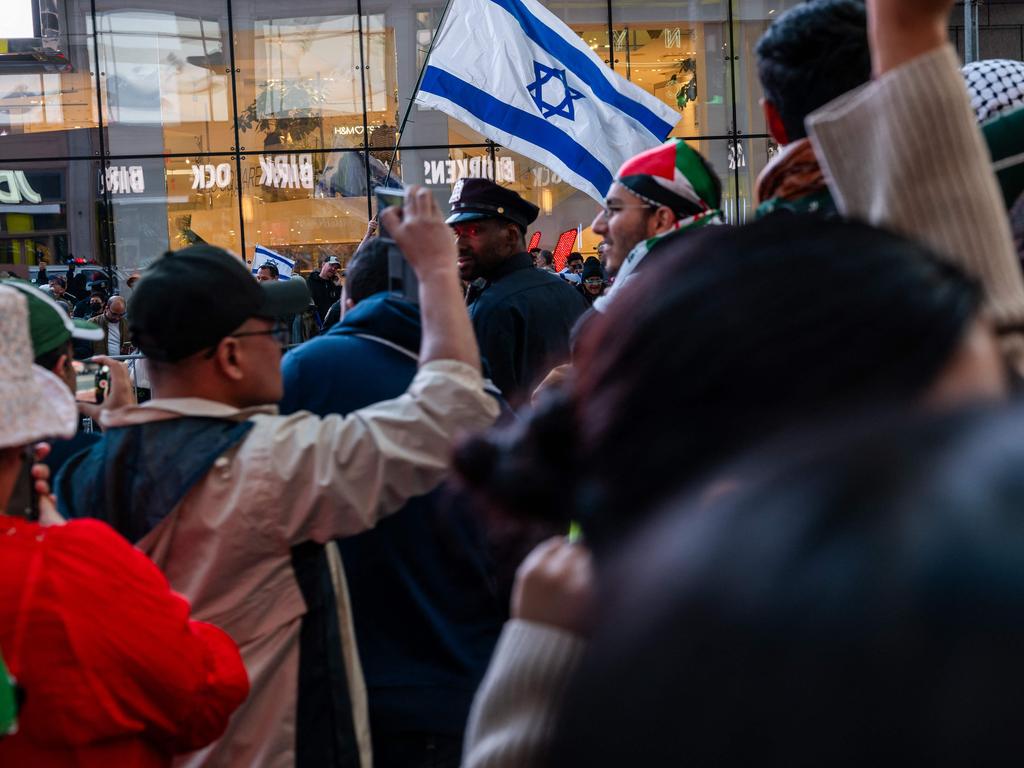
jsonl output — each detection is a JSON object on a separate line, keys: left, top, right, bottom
{"left": 590, "top": 138, "right": 723, "bottom": 314}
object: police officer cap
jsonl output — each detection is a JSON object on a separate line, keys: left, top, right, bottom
{"left": 445, "top": 177, "right": 540, "bottom": 231}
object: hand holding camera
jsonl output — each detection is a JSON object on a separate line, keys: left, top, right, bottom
{"left": 379, "top": 186, "right": 459, "bottom": 284}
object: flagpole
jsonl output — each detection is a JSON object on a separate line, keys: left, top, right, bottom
{"left": 382, "top": 0, "right": 457, "bottom": 189}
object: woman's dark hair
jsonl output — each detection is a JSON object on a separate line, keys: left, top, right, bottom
{"left": 454, "top": 215, "right": 982, "bottom": 549}
{"left": 547, "top": 403, "right": 1024, "bottom": 766}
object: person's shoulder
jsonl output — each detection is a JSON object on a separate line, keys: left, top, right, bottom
{"left": 529, "top": 269, "right": 589, "bottom": 301}
{"left": 487, "top": 269, "right": 581, "bottom": 304}
{"left": 285, "top": 329, "right": 364, "bottom": 366}
{"left": 42, "top": 519, "right": 142, "bottom": 570}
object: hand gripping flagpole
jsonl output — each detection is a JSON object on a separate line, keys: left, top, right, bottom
{"left": 382, "top": 0, "right": 457, "bottom": 190}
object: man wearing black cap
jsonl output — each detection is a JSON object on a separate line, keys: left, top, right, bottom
{"left": 448, "top": 177, "right": 587, "bottom": 402}
{"left": 55, "top": 188, "right": 500, "bottom": 768}
{"left": 307, "top": 255, "right": 343, "bottom": 321}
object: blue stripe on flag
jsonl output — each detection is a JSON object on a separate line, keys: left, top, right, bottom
{"left": 253, "top": 246, "right": 295, "bottom": 281}
{"left": 254, "top": 247, "right": 293, "bottom": 268}
{"left": 422, "top": 67, "right": 614, "bottom": 196}
{"left": 487, "top": 0, "right": 675, "bottom": 140}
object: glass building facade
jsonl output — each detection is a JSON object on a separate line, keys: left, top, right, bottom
{"left": 0, "top": 0, "right": 1021, "bottom": 283}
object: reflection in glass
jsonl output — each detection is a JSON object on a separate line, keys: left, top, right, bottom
{"left": 0, "top": 160, "right": 102, "bottom": 275}
{"left": 232, "top": 3, "right": 398, "bottom": 155}
{"left": 94, "top": 7, "right": 234, "bottom": 155}
{"left": 240, "top": 151, "right": 369, "bottom": 269}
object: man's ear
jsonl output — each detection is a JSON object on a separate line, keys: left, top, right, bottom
{"left": 762, "top": 99, "right": 789, "bottom": 146}
{"left": 57, "top": 353, "right": 72, "bottom": 376}
{"left": 213, "top": 338, "right": 246, "bottom": 382}
{"left": 651, "top": 205, "right": 678, "bottom": 234}
{"left": 505, "top": 223, "right": 522, "bottom": 251}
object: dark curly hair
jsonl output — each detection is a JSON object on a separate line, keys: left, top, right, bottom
{"left": 756, "top": 0, "right": 870, "bottom": 142}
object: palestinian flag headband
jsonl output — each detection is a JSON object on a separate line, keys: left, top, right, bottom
{"left": 615, "top": 139, "right": 719, "bottom": 219}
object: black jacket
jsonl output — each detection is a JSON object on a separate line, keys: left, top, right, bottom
{"left": 469, "top": 252, "right": 588, "bottom": 402}
{"left": 306, "top": 272, "right": 341, "bottom": 321}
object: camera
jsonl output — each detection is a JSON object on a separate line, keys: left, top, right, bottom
{"left": 94, "top": 365, "right": 110, "bottom": 405}
{"left": 374, "top": 186, "right": 419, "bottom": 304}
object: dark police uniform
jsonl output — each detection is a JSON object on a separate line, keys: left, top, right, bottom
{"left": 447, "top": 179, "right": 587, "bottom": 402}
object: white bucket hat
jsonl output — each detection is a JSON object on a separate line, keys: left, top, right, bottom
{"left": 0, "top": 286, "right": 77, "bottom": 451}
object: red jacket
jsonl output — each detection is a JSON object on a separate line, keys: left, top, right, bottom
{"left": 0, "top": 516, "right": 249, "bottom": 767}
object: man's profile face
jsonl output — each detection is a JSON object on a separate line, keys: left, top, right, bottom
{"left": 453, "top": 218, "right": 518, "bottom": 281}
{"left": 49, "top": 279, "right": 64, "bottom": 297}
{"left": 256, "top": 268, "right": 275, "bottom": 283}
{"left": 590, "top": 182, "right": 660, "bottom": 275}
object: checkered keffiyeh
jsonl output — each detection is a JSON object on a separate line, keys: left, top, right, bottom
{"left": 963, "top": 59, "right": 1024, "bottom": 124}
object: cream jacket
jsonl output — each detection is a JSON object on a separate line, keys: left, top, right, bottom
{"left": 99, "top": 360, "right": 499, "bottom": 768}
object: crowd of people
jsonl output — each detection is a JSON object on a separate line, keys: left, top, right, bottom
{"left": 4, "top": 0, "right": 1024, "bottom": 766}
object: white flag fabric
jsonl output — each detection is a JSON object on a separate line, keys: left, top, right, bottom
{"left": 416, "top": 0, "right": 680, "bottom": 202}
{"left": 251, "top": 245, "right": 295, "bottom": 280}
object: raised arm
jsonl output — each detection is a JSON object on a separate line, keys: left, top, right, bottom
{"left": 806, "top": 0, "right": 1024, "bottom": 346}
{"left": 381, "top": 186, "right": 482, "bottom": 370}
{"left": 868, "top": 0, "right": 951, "bottom": 76}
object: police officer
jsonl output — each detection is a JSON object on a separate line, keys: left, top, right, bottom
{"left": 448, "top": 178, "right": 587, "bottom": 402}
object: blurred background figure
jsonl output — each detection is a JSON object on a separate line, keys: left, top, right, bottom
{"left": 577, "top": 258, "right": 607, "bottom": 307}
{"left": 550, "top": 403, "right": 1024, "bottom": 766}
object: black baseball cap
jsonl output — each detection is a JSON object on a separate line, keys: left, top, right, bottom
{"left": 445, "top": 178, "right": 540, "bottom": 231}
{"left": 130, "top": 244, "right": 311, "bottom": 362}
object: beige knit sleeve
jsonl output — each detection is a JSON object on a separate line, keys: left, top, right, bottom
{"left": 462, "top": 620, "right": 587, "bottom": 768}
{"left": 807, "top": 45, "right": 1024, "bottom": 330}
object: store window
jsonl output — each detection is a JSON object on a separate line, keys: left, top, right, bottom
{"left": 0, "top": 158, "right": 103, "bottom": 275}
{"left": 240, "top": 149, "right": 373, "bottom": 269}
{"left": 0, "top": 0, "right": 99, "bottom": 161}
{"left": 232, "top": 1, "right": 401, "bottom": 158}
{"left": 93, "top": 1, "right": 235, "bottom": 156}
{"left": 104, "top": 154, "right": 241, "bottom": 275}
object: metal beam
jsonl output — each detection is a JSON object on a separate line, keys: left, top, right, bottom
{"left": 964, "top": 0, "right": 981, "bottom": 64}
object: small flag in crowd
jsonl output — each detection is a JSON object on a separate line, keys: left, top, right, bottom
{"left": 252, "top": 245, "right": 295, "bottom": 280}
{"left": 417, "top": 0, "right": 680, "bottom": 203}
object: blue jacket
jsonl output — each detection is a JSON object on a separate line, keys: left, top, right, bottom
{"left": 280, "top": 293, "right": 507, "bottom": 736}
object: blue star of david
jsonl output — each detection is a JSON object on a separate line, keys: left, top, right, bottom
{"left": 527, "top": 61, "right": 585, "bottom": 121}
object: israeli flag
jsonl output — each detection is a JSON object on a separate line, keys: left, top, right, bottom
{"left": 417, "top": 0, "right": 680, "bottom": 203}
{"left": 252, "top": 245, "right": 295, "bottom": 280}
